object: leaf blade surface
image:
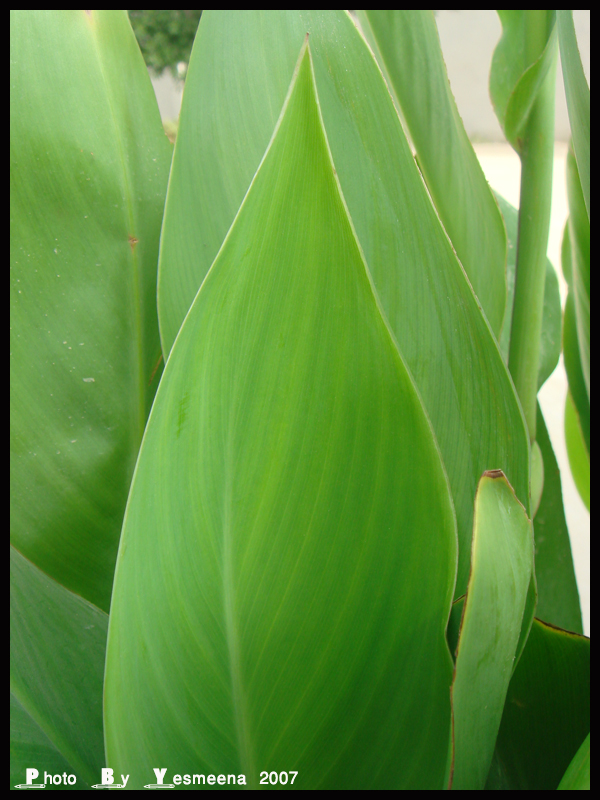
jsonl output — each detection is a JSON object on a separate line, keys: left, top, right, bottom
{"left": 449, "top": 472, "right": 533, "bottom": 790}
{"left": 157, "top": 9, "right": 530, "bottom": 598}
{"left": 10, "top": 546, "right": 108, "bottom": 786}
{"left": 357, "top": 9, "right": 507, "bottom": 338}
{"left": 106, "top": 43, "right": 457, "bottom": 791}
{"left": 10, "top": 10, "right": 171, "bottom": 610}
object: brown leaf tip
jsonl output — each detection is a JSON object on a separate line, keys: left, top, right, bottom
{"left": 483, "top": 469, "right": 505, "bottom": 479}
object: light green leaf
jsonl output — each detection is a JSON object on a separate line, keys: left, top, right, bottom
{"left": 449, "top": 472, "right": 533, "bottom": 790}
{"left": 557, "top": 11, "right": 590, "bottom": 219}
{"left": 532, "top": 404, "right": 583, "bottom": 633}
{"left": 566, "top": 146, "right": 590, "bottom": 400}
{"left": 490, "top": 11, "right": 557, "bottom": 153}
{"left": 558, "top": 732, "right": 590, "bottom": 790}
{"left": 488, "top": 619, "right": 589, "bottom": 790}
{"left": 10, "top": 10, "right": 172, "bottom": 611}
{"left": 157, "top": 9, "right": 529, "bottom": 599}
{"left": 106, "top": 42, "right": 457, "bottom": 791}
{"left": 10, "top": 546, "right": 108, "bottom": 787}
{"left": 356, "top": 10, "right": 506, "bottom": 338}
{"left": 565, "top": 391, "right": 590, "bottom": 512}
{"left": 562, "top": 232, "right": 590, "bottom": 455}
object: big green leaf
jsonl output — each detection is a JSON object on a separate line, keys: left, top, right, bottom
{"left": 105, "top": 43, "right": 457, "bottom": 790}
{"left": 356, "top": 10, "right": 507, "bottom": 339}
{"left": 10, "top": 10, "right": 172, "bottom": 610}
{"left": 449, "top": 472, "right": 533, "bottom": 790}
{"left": 157, "top": 9, "right": 529, "bottom": 599}
{"left": 10, "top": 546, "right": 108, "bottom": 787}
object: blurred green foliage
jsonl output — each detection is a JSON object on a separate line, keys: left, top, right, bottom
{"left": 128, "top": 10, "right": 202, "bottom": 78}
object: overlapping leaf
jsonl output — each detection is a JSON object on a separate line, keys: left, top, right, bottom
{"left": 10, "top": 546, "right": 108, "bottom": 786}
{"left": 557, "top": 10, "right": 590, "bottom": 219}
{"left": 449, "top": 472, "right": 533, "bottom": 790}
{"left": 564, "top": 392, "right": 590, "bottom": 512}
{"left": 11, "top": 693, "right": 84, "bottom": 790}
{"left": 490, "top": 11, "right": 557, "bottom": 154}
{"left": 488, "top": 619, "right": 590, "bottom": 789}
{"left": 565, "top": 147, "right": 590, "bottom": 400}
{"left": 562, "top": 237, "right": 590, "bottom": 456}
{"left": 157, "top": 10, "right": 529, "bottom": 599}
{"left": 449, "top": 602, "right": 590, "bottom": 790}
{"left": 105, "top": 43, "right": 457, "bottom": 790}
{"left": 10, "top": 10, "right": 172, "bottom": 611}
{"left": 532, "top": 405, "right": 583, "bottom": 632}
{"left": 356, "top": 9, "right": 507, "bottom": 339}
{"left": 558, "top": 733, "right": 590, "bottom": 790}
{"left": 561, "top": 146, "right": 590, "bottom": 511}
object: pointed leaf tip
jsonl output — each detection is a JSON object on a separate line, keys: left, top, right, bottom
{"left": 106, "top": 33, "right": 456, "bottom": 790}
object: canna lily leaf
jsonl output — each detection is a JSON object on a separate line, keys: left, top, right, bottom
{"left": 532, "top": 404, "right": 583, "bottom": 632}
{"left": 562, "top": 260, "right": 590, "bottom": 458}
{"left": 490, "top": 11, "right": 557, "bottom": 154}
{"left": 157, "top": 9, "right": 529, "bottom": 600}
{"left": 565, "top": 146, "right": 590, "bottom": 401}
{"left": 487, "top": 192, "right": 579, "bottom": 631}
{"left": 561, "top": 201, "right": 590, "bottom": 505}
{"left": 487, "top": 618, "right": 590, "bottom": 790}
{"left": 10, "top": 10, "right": 172, "bottom": 611}
{"left": 10, "top": 692, "right": 87, "bottom": 790}
{"left": 557, "top": 11, "right": 590, "bottom": 219}
{"left": 10, "top": 546, "right": 108, "bottom": 786}
{"left": 558, "top": 732, "right": 590, "bottom": 790}
{"left": 565, "top": 391, "right": 590, "bottom": 512}
{"left": 356, "top": 9, "right": 507, "bottom": 339}
{"left": 448, "top": 472, "right": 533, "bottom": 790}
{"left": 448, "top": 602, "right": 589, "bottom": 788}
{"left": 105, "top": 42, "right": 457, "bottom": 790}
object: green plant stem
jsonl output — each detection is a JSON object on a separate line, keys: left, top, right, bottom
{"left": 508, "top": 37, "right": 557, "bottom": 444}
